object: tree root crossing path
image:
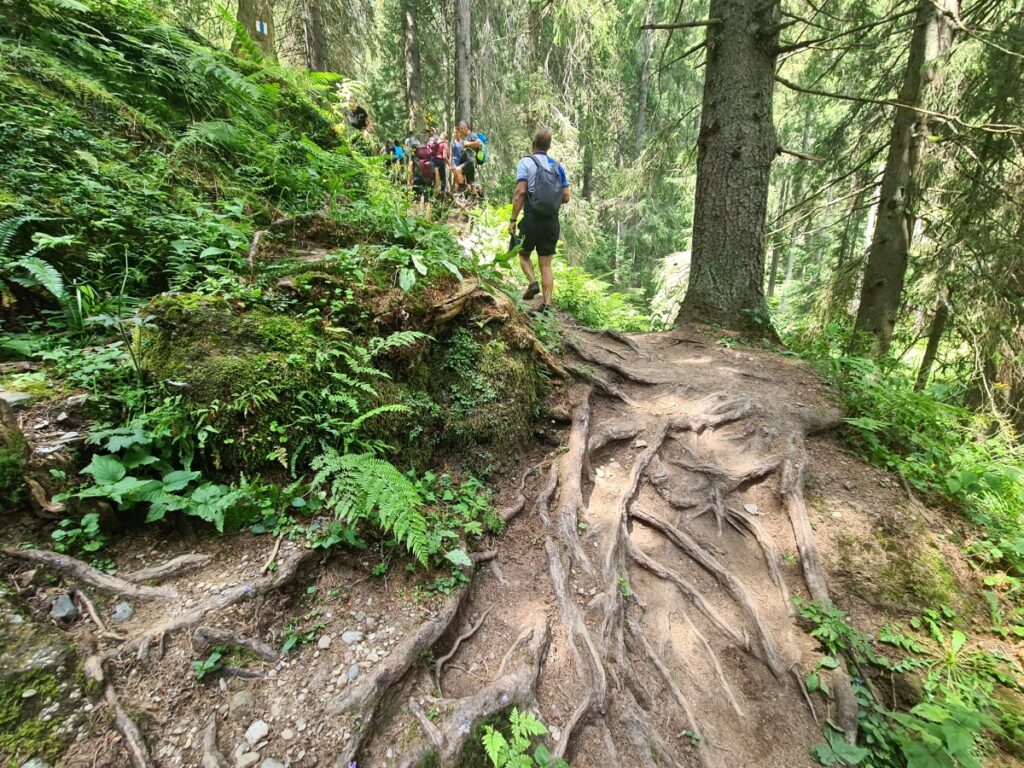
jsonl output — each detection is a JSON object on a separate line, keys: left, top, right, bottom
{"left": 32, "top": 321, "right": 860, "bottom": 768}
{"left": 352, "top": 321, "right": 855, "bottom": 768}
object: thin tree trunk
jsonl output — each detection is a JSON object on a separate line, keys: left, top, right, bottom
{"left": 853, "top": 0, "right": 958, "bottom": 354}
{"left": 234, "top": 0, "right": 277, "bottom": 60}
{"left": 677, "top": 0, "right": 780, "bottom": 330}
{"left": 299, "top": 0, "right": 328, "bottom": 71}
{"left": 766, "top": 176, "right": 789, "bottom": 298}
{"left": 582, "top": 143, "right": 593, "bottom": 202}
{"left": 402, "top": 0, "right": 423, "bottom": 132}
{"left": 455, "top": 0, "right": 472, "bottom": 124}
{"left": 635, "top": 2, "right": 654, "bottom": 152}
{"left": 915, "top": 288, "right": 951, "bottom": 391}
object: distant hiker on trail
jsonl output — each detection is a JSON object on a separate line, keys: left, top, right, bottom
{"left": 410, "top": 137, "right": 437, "bottom": 202}
{"left": 451, "top": 132, "right": 466, "bottom": 190}
{"left": 455, "top": 121, "right": 486, "bottom": 197}
{"left": 509, "top": 129, "right": 569, "bottom": 314}
{"left": 427, "top": 127, "right": 449, "bottom": 194}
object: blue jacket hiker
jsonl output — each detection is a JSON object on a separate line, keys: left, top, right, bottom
{"left": 509, "top": 129, "right": 570, "bottom": 313}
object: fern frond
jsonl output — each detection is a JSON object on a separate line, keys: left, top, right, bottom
{"left": 14, "top": 256, "right": 66, "bottom": 300}
{"left": 0, "top": 215, "right": 48, "bottom": 260}
{"left": 311, "top": 450, "right": 429, "bottom": 565}
{"left": 368, "top": 331, "right": 431, "bottom": 357}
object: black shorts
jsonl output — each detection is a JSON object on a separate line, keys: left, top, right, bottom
{"left": 432, "top": 157, "right": 447, "bottom": 189}
{"left": 462, "top": 159, "right": 476, "bottom": 184}
{"left": 519, "top": 213, "right": 560, "bottom": 258}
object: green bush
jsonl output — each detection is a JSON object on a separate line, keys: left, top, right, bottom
{"left": 553, "top": 264, "right": 651, "bottom": 332}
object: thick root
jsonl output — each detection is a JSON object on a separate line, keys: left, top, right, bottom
{"left": 123, "top": 554, "right": 211, "bottom": 584}
{"left": 555, "top": 388, "right": 595, "bottom": 573}
{"left": 3, "top": 548, "right": 176, "bottom": 601}
{"left": 201, "top": 717, "right": 228, "bottom": 768}
{"left": 192, "top": 626, "right": 277, "bottom": 662}
{"left": 106, "top": 685, "right": 154, "bottom": 768}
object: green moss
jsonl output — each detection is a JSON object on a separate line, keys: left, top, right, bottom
{"left": 876, "top": 536, "right": 958, "bottom": 611}
{"left": 0, "top": 434, "right": 26, "bottom": 508}
{"left": 0, "top": 669, "right": 67, "bottom": 766}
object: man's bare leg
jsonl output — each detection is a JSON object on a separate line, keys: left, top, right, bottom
{"left": 538, "top": 255, "right": 554, "bottom": 306}
{"left": 519, "top": 252, "right": 537, "bottom": 284}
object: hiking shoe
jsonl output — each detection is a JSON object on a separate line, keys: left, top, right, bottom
{"left": 532, "top": 303, "right": 554, "bottom": 316}
{"left": 523, "top": 282, "right": 540, "bottom": 300}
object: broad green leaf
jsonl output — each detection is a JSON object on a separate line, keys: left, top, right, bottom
{"left": 82, "top": 454, "right": 126, "bottom": 485}
{"left": 445, "top": 548, "right": 472, "bottom": 568}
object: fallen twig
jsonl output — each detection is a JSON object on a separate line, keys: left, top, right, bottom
{"left": 435, "top": 606, "right": 493, "bottom": 694}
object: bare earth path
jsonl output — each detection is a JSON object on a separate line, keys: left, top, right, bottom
{"left": 353, "top": 319, "right": 856, "bottom": 768}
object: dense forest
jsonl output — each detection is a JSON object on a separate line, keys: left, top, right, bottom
{"left": 0, "top": 0, "right": 1022, "bottom": 767}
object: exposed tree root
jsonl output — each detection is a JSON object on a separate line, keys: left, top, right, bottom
{"left": 103, "top": 545, "right": 315, "bottom": 663}
{"left": 201, "top": 717, "right": 228, "bottom": 768}
{"left": 397, "top": 620, "right": 551, "bottom": 768}
{"left": 628, "top": 540, "right": 746, "bottom": 649}
{"left": 585, "top": 328, "right": 647, "bottom": 357}
{"left": 565, "top": 336, "right": 666, "bottom": 385}
{"left": 328, "top": 581, "right": 472, "bottom": 767}
{"left": 535, "top": 462, "right": 559, "bottom": 525}
{"left": 122, "top": 554, "right": 211, "bottom": 584}
{"left": 105, "top": 684, "right": 153, "bottom": 768}
{"left": 72, "top": 585, "right": 126, "bottom": 642}
{"left": 781, "top": 453, "right": 859, "bottom": 743}
{"left": 631, "top": 507, "right": 786, "bottom": 677}
{"left": 626, "top": 617, "right": 712, "bottom": 768}
{"left": 2, "top": 548, "right": 176, "bottom": 600}
{"left": 192, "top": 626, "right": 277, "bottom": 661}
{"left": 725, "top": 505, "right": 792, "bottom": 609}
{"left": 434, "top": 606, "right": 493, "bottom": 694}
{"left": 568, "top": 363, "right": 637, "bottom": 405}
{"left": 587, "top": 420, "right": 646, "bottom": 457}
{"left": 555, "top": 389, "right": 596, "bottom": 573}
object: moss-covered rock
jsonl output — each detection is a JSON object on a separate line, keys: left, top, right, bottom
{"left": 140, "top": 292, "right": 545, "bottom": 474}
{"left": 0, "top": 587, "right": 84, "bottom": 767}
{"left": 0, "top": 400, "right": 28, "bottom": 509}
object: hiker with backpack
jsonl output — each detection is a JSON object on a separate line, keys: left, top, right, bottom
{"left": 410, "top": 137, "right": 438, "bottom": 201}
{"left": 455, "top": 121, "right": 487, "bottom": 196}
{"left": 509, "top": 129, "right": 569, "bottom": 313}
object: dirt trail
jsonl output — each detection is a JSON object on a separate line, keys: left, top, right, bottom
{"left": 19, "top": 314, "right": 936, "bottom": 768}
{"left": 354, "top": 319, "right": 853, "bottom": 767}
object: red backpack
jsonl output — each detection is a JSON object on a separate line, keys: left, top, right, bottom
{"left": 415, "top": 144, "right": 434, "bottom": 182}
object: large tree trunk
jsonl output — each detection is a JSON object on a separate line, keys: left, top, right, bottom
{"left": 299, "top": 0, "right": 328, "bottom": 71}
{"left": 676, "top": 0, "right": 780, "bottom": 330}
{"left": 454, "top": 0, "right": 472, "bottom": 124}
{"left": 402, "top": 0, "right": 423, "bottom": 132}
{"left": 635, "top": 2, "right": 654, "bottom": 151}
{"left": 853, "top": 0, "right": 958, "bottom": 354}
{"left": 581, "top": 142, "right": 593, "bottom": 202}
{"left": 234, "top": 0, "right": 277, "bottom": 61}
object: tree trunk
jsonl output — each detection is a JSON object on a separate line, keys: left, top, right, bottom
{"left": 635, "top": 2, "right": 654, "bottom": 152}
{"left": 853, "top": 0, "right": 958, "bottom": 354}
{"left": 402, "top": 0, "right": 423, "bottom": 132}
{"left": 676, "top": 0, "right": 780, "bottom": 330}
{"left": 454, "top": 0, "right": 472, "bottom": 124}
{"left": 234, "top": 0, "right": 277, "bottom": 60}
{"left": 766, "top": 175, "right": 789, "bottom": 298}
{"left": 299, "top": 0, "right": 328, "bottom": 71}
{"left": 915, "top": 287, "right": 951, "bottom": 391}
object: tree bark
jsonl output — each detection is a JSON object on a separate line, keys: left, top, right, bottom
{"left": 234, "top": 0, "right": 277, "bottom": 61}
{"left": 676, "top": 0, "right": 780, "bottom": 330}
{"left": 853, "top": 0, "right": 958, "bottom": 354}
{"left": 402, "top": 0, "right": 423, "bottom": 132}
{"left": 299, "top": 0, "right": 328, "bottom": 71}
{"left": 915, "top": 287, "right": 951, "bottom": 391}
{"left": 454, "top": 0, "right": 472, "bottom": 124}
{"left": 582, "top": 142, "right": 593, "bottom": 202}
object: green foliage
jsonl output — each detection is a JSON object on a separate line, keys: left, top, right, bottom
{"left": 481, "top": 708, "right": 568, "bottom": 768}
{"left": 51, "top": 513, "right": 103, "bottom": 555}
{"left": 193, "top": 646, "right": 225, "bottom": 680}
{"left": 796, "top": 599, "right": 1023, "bottom": 768}
{"left": 310, "top": 449, "right": 430, "bottom": 565}
{"left": 552, "top": 264, "right": 651, "bottom": 332}
{"left": 281, "top": 612, "right": 325, "bottom": 654}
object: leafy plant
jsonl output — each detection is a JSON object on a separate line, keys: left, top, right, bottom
{"left": 193, "top": 646, "right": 226, "bottom": 680}
{"left": 481, "top": 708, "right": 568, "bottom": 768}
{"left": 51, "top": 513, "right": 104, "bottom": 555}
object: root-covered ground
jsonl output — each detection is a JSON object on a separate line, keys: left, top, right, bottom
{"left": 5, "top": 317, "right": 987, "bottom": 768}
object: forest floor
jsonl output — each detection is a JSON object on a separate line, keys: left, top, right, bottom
{"left": 6, "top": 305, "right": 1000, "bottom": 768}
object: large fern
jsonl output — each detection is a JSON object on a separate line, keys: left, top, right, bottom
{"left": 311, "top": 449, "right": 430, "bottom": 565}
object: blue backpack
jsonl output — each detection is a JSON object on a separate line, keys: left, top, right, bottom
{"left": 475, "top": 132, "right": 489, "bottom": 164}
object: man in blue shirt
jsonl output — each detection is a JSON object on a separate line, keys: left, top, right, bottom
{"left": 509, "top": 129, "right": 569, "bottom": 312}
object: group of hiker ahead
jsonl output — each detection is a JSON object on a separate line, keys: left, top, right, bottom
{"left": 380, "top": 122, "right": 488, "bottom": 200}
{"left": 344, "top": 97, "right": 569, "bottom": 314}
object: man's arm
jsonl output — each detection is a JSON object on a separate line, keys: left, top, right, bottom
{"left": 562, "top": 188, "right": 570, "bottom": 204}
{"left": 509, "top": 180, "right": 527, "bottom": 235}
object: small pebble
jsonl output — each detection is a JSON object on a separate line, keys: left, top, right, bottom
{"left": 346, "top": 664, "right": 360, "bottom": 681}
{"left": 341, "top": 631, "right": 363, "bottom": 645}
{"left": 110, "top": 601, "right": 134, "bottom": 622}
{"left": 236, "top": 754, "right": 261, "bottom": 768}
{"left": 317, "top": 634, "right": 332, "bottom": 650}
{"left": 244, "top": 720, "right": 269, "bottom": 745}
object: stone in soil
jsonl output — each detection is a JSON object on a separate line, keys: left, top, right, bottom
{"left": 346, "top": 664, "right": 359, "bottom": 681}
{"left": 48, "top": 593, "right": 78, "bottom": 622}
{"left": 236, "top": 753, "right": 261, "bottom": 768}
{"left": 261, "top": 760, "right": 286, "bottom": 768}
{"left": 317, "top": 634, "right": 332, "bottom": 650}
{"left": 110, "top": 600, "right": 134, "bottom": 622}
{"left": 244, "top": 719, "right": 269, "bottom": 745}
{"left": 229, "top": 691, "right": 256, "bottom": 723}
{"left": 341, "top": 630, "right": 363, "bottom": 645}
